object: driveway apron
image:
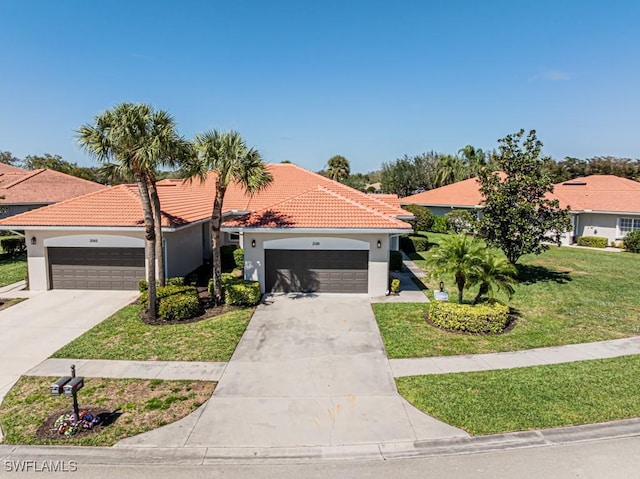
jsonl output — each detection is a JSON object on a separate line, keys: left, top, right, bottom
{"left": 119, "top": 294, "right": 466, "bottom": 448}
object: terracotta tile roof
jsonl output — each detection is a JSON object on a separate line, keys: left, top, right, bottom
{"left": 401, "top": 177, "right": 485, "bottom": 207}
{"left": 401, "top": 174, "right": 640, "bottom": 214}
{"left": 0, "top": 166, "right": 106, "bottom": 204}
{"left": 0, "top": 163, "right": 411, "bottom": 230}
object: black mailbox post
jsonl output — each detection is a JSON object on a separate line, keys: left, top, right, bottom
{"left": 50, "top": 365, "right": 84, "bottom": 421}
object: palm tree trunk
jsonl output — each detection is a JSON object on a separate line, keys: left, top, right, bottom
{"left": 456, "top": 273, "right": 465, "bottom": 304}
{"left": 472, "top": 282, "right": 489, "bottom": 305}
{"left": 210, "top": 187, "right": 226, "bottom": 305}
{"left": 136, "top": 176, "right": 157, "bottom": 320}
{"left": 148, "top": 181, "right": 165, "bottom": 287}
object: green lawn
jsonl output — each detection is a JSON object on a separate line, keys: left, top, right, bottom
{"left": 0, "top": 376, "right": 215, "bottom": 446}
{"left": 52, "top": 305, "right": 253, "bottom": 361}
{"left": 397, "top": 355, "right": 640, "bottom": 435}
{"left": 375, "top": 236, "right": 640, "bottom": 357}
{"left": 0, "top": 255, "right": 27, "bottom": 287}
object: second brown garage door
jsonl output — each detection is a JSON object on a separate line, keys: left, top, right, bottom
{"left": 49, "top": 247, "right": 145, "bottom": 290}
{"left": 265, "top": 249, "right": 368, "bottom": 293}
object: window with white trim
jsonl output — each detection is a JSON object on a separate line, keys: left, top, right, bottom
{"left": 619, "top": 217, "right": 640, "bottom": 236}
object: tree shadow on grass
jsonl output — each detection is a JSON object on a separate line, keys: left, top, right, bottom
{"left": 516, "top": 264, "right": 572, "bottom": 285}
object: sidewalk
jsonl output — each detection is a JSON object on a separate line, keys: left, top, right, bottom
{"left": 0, "top": 280, "right": 40, "bottom": 299}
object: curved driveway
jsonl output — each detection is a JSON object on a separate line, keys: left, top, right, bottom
{"left": 119, "top": 294, "right": 467, "bottom": 448}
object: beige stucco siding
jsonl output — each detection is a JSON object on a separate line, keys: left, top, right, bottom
{"left": 164, "top": 224, "right": 205, "bottom": 278}
{"left": 243, "top": 232, "right": 391, "bottom": 297}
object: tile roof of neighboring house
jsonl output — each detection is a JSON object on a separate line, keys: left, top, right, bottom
{"left": 401, "top": 177, "right": 485, "bottom": 207}
{"left": 0, "top": 163, "right": 411, "bottom": 230}
{"left": 0, "top": 166, "right": 106, "bottom": 204}
{"left": 400, "top": 174, "right": 640, "bottom": 214}
{"left": 552, "top": 175, "right": 640, "bottom": 213}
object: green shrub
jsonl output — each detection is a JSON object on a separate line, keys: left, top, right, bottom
{"left": 208, "top": 273, "right": 240, "bottom": 297}
{"left": 390, "top": 277, "right": 401, "bottom": 294}
{"left": 224, "top": 280, "right": 262, "bottom": 306}
{"left": 0, "top": 237, "right": 26, "bottom": 256}
{"left": 157, "top": 292, "right": 204, "bottom": 321}
{"left": 402, "top": 204, "right": 434, "bottom": 232}
{"left": 138, "top": 277, "right": 184, "bottom": 293}
{"left": 577, "top": 236, "right": 608, "bottom": 248}
{"left": 623, "top": 231, "right": 640, "bottom": 253}
{"left": 430, "top": 215, "right": 449, "bottom": 233}
{"left": 429, "top": 301, "right": 510, "bottom": 334}
{"left": 139, "top": 285, "right": 196, "bottom": 306}
{"left": 220, "top": 245, "right": 238, "bottom": 271}
{"left": 233, "top": 248, "right": 244, "bottom": 269}
{"left": 400, "top": 234, "right": 429, "bottom": 253}
{"left": 445, "top": 210, "right": 475, "bottom": 233}
{"left": 389, "top": 250, "right": 403, "bottom": 271}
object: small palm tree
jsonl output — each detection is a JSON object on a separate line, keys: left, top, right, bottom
{"left": 326, "top": 155, "right": 350, "bottom": 182}
{"left": 185, "top": 130, "right": 272, "bottom": 305}
{"left": 425, "top": 233, "right": 484, "bottom": 304}
{"left": 469, "top": 252, "right": 517, "bottom": 305}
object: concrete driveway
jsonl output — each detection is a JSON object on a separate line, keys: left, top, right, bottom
{"left": 119, "top": 294, "right": 467, "bottom": 449}
{"left": 0, "top": 290, "right": 139, "bottom": 407}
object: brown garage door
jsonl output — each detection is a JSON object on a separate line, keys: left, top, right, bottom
{"left": 49, "top": 247, "right": 145, "bottom": 290}
{"left": 265, "top": 249, "right": 368, "bottom": 293}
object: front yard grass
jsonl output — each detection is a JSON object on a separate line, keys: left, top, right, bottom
{"left": 0, "top": 254, "right": 27, "bottom": 287}
{"left": 397, "top": 355, "right": 640, "bottom": 435}
{"left": 52, "top": 305, "right": 253, "bottom": 361}
{"left": 0, "top": 376, "right": 215, "bottom": 446}
{"left": 375, "top": 240, "right": 640, "bottom": 357}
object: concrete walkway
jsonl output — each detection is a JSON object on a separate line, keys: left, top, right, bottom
{"left": 116, "top": 294, "right": 468, "bottom": 449}
{"left": 391, "top": 336, "right": 640, "bottom": 377}
{"left": 0, "top": 290, "right": 139, "bottom": 441}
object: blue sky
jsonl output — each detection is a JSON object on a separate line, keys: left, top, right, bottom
{"left": 1, "top": 0, "right": 638, "bottom": 173}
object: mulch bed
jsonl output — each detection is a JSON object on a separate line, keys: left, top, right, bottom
{"left": 35, "top": 407, "right": 120, "bottom": 442}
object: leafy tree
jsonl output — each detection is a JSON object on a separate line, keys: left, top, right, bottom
{"left": 326, "top": 155, "right": 350, "bottom": 182}
{"left": 425, "top": 233, "right": 484, "bottom": 304}
{"left": 186, "top": 130, "right": 272, "bottom": 305}
{"left": 341, "top": 172, "right": 370, "bottom": 191}
{"left": 477, "top": 129, "right": 572, "bottom": 265}
{"left": 459, "top": 145, "right": 486, "bottom": 176}
{"left": 402, "top": 204, "right": 434, "bottom": 232}
{"left": 445, "top": 209, "right": 476, "bottom": 233}
{"left": 0, "top": 151, "right": 20, "bottom": 165}
{"left": 469, "top": 253, "right": 517, "bottom": 305}
{"left": 77, "top": 103, "right": 188, "bottom": 318}
{"left": 381, "top": 155, "right": 421, "bottom": 196}
{"left": 434, "top": 154, "right": 466, "bottom": 187}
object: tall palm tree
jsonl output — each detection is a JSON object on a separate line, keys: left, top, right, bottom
{"left": 434, "top": 154, "right": 465, "bottom": 187}
{"left": 458, "top": 145, "right": 487, "bottom": 177}
{"left": 186, "top": 130, "right": 272, "bottom": 305}
{"left": 77, "top": 103, "right": 188, "bottom": 318}
{"left": 425, "top": 233, "right": 484, "bottom": 304}
{"left": 469, "top": 252, "right": 517, "bottom": 305}
{"left": 326, "top": 155, "right": 350, "bottom": 182}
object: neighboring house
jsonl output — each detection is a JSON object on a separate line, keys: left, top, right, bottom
{"left": 0, "top": 164, "right": 412, "bottom": 295}
{"left": 0, "top": 163, "right": 107, "bottom": 219}
{"left": 400, "top": 174, "right": 640, "bottom": 246}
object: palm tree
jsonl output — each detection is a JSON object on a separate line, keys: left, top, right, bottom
{"left": 469, "top": 252, "right": 517, "bottom": 305}
{"left": 77, "top": 103, "right": 188, "bottom": 318}
{"left": 425, "top": 233, "right": 484, "bottom": 304}
{"left": 458, "top": 145, "right": 487, "bottom": 177}
{"left": 434, "top": 154, "right": 465, "bottom": 187}
{"left": 186, "top": 130, "right": 272, "bottom": 305}
{"left": 326, "top": 155, "right": 350, "bottom": 182}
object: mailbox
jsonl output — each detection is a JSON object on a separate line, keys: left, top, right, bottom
{"left": 63, "top": 377, "right": 84, "bottom": 397}
{"left": 50, "top": 376, "right": 72, "bottom": 396}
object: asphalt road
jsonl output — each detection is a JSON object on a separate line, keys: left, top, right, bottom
{"left": 2, "top": 436, "right": 639, "bottom": 479}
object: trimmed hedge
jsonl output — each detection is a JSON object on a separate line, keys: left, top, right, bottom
{"left": 139, "top": 284, "right": 195, "bottom": 307}
{"left": 402, "top": 204, "right": 434, "bottom": 232}
{"left": 224, "top": 280, "right": 262, "bottom": 306}
{"left": 430, "top": 215, "right": 449, "bottom": 233}
{"left": 138, "top": 276, "right": 184, "bottom": 293}
{"left": 400, "top": 234, "right": 429, "bottom": 253}
{"left": 389, "top": 250, "right": 403, "bottom": 271}
{"left": 445, "top": 209, "right": 475, "bottom": 233}
{"left": 577, "top": 236, "right": 608, "bottom": 248}
{"left": 158, "top": 292, "right": 204, "bottom": 321}
{"left": 429, "top": 301, "right": 510, "bottom": 334}
{"left": 233, "top": 248, "right": 244, "bottom": 269}
{"left": 623, "top": 231, "right": 640, "bottom": 253}
{"left": 0, "top": 237, "right": 26, "bottom": 256}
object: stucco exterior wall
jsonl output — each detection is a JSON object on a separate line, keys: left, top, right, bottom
{"left": 573, "top": 212, "right": 640, "bottom": 245}
{"left": 25, "top": 230, "right": 145, "bottom": 291}
{"left": 164, "top": 224, "right": 205, "bottom": 278}
{"left": 242, "top": 232, "right": 391, "bottom": 297}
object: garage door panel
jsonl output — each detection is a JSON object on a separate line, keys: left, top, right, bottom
{"left": 49, "top": 247, "right": 145, "bottom": 290}
{"left": 266, "top": 249, "right": 368, "bottom": 294}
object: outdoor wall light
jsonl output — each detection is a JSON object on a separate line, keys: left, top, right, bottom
{"left": 30, "top": 236, "right": 36, "bottom": 245}
{"left": 251, "top": 239, "right": 256, "bottom": 248}
{"left": 377, "top": 240, "right": 382, "bottom": 248}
